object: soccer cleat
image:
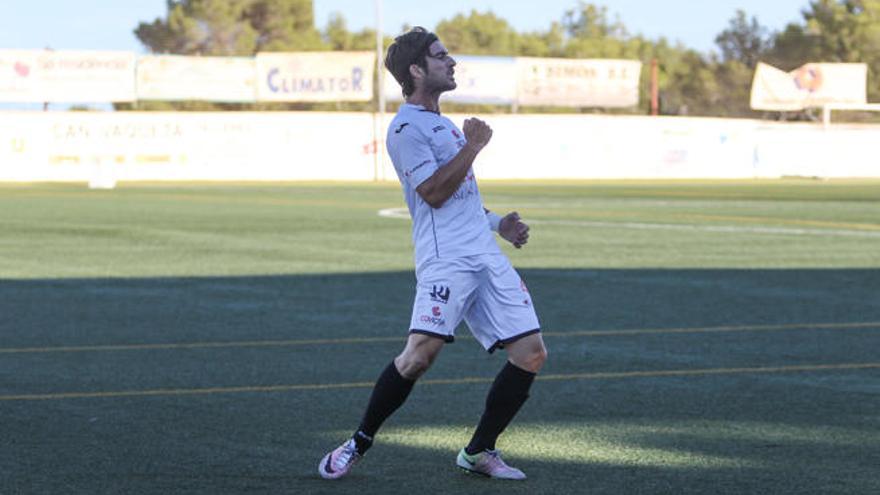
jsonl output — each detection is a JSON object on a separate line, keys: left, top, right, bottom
{"left": 318, "top": 438, "right": 362, "bottom": 480}
{"left": 456, "top": 448, "right": 526, "bottom": 480}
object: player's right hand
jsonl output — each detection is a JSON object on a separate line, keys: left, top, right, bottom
{"left": 463, "top": 118, "right": 492, "bottom": 151}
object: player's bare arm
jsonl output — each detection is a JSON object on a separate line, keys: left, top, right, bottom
{"left": 416, "top": 118, "right": 493, "bottom": 208}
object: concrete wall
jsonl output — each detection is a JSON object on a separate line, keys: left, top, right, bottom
{"left": 0, "top": 111, "right": 876, "bottom": 182}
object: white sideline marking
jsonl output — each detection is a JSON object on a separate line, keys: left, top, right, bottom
{"left": 378, "top": 207, "right": 410, "bottom": 219}
{"left": 377, "top": 207, "right": 880, "bottom": 238}
{"left": 532, "top": 219, "right": 880, "bottom": 238}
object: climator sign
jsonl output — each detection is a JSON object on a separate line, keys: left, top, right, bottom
{"left": 256, "top": 52, "right": 374, "bottom": 102}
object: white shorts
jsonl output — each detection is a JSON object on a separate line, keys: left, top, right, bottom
{"left": 409, "top": 253, "right": 540, "bottom": 352}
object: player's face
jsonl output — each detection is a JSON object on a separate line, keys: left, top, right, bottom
{"left": 421, "top": 40, "right": 457, "bottom": 93}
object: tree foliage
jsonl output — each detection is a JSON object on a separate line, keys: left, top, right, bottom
{"left": 323, "top": 12, "right": 379, "bottom": 51}
{"left": 435, "top": 10, "right": 520, "bottom": 55}
{"left": 715, "top": 10, "right": 769, "bottom": 68}
{"left": 770, "top": 0, "right": 880, "bottom": 101}
{"left": 131, "top": 0, "right": 880, "bottom": 117}
{"left": 134, "top": 0, "right": 323, "bottom": 55}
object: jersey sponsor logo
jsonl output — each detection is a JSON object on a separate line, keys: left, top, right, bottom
{"left": 451, "top": 188, "right": 475, "bottom": 201}
{"left": 419, "top": 314, "right": 446, "bottom": 326}
{"left": 394, "top": 123, "right": 410, "bottom": 134}
{"left": 432, "top": 306, "right": 442, "bottom": 316}
{"left": 451, "top": 173, "right": 476, "bottom": 201}
{"left": 432, "top": 125, "right": 446, "bottom": 133}
{"left": 430, "top": 285, "right": 450, "bottom": 304}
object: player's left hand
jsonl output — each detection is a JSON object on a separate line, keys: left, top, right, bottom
{"left": 499, "top": 211, "right": 530, "bottom": 249}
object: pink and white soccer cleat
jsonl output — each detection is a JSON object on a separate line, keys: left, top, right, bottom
{"left": 318, "top": 438, "right": 362, "bottom": 480}
{"left": 456, "top": 448, "right": 526, "bottom": 480}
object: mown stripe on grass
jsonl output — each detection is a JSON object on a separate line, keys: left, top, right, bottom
{"left": 378, "top": 207, "right": 880, "bottom": 238}
{"left": 2, "top": 362, "right": 877, "bottom": 401}
{"left": 3, "top": 190, "right": 387, "bottom": 210}
{"left": 532, "top": 219, "right": 880, "bottom": 238}
{"left": 0, "top": 336, "right": 406, "bottom": 354}
{"left": 1, "top": 321, "right": 876, "bottom": 355}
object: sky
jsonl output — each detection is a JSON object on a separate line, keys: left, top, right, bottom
{"left": 1, "top": 0, "right": 813, "bottom": 55}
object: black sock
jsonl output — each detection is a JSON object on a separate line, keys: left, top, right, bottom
{"left": 351, "top": 430, "right": 373, "bottom": 456}
{"left": 353, "top": 361, "right": 416, "bottom": 455}
{"left": 465, "top": 361, "right": 536, "bottom": 455}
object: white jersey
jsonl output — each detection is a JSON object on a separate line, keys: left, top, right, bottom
{"left": 386, "top": 103, "right": 501, "bottom": 268}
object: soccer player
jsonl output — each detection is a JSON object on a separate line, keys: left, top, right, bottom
{"left": 318, "top": 27, "right": 547, "bottom": 481}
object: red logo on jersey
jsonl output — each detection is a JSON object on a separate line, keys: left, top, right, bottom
{"left": 432, "top": 306, "right": 441, "bottom": 316}
{"left": 451, "top": 129, "right": 460, "bottom": 138}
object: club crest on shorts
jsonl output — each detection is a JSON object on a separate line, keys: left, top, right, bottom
{"left": 430, "top": 285, "right": 450, "bottom": 304}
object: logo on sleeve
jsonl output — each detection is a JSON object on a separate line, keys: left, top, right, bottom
{"left": 405, "top": 159, "right": 432, "bottom": 178}
{"left": 451, "top": 129, "right": 460, "bottom": 138}
{"left": 394, "top": 123, "right": 410, "bottom": 134}
{"left": 432, "top": 125, "right": 447, "bottom": 133}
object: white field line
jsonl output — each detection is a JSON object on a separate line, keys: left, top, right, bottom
{"left": 378, "top": 207, "right": 410, "bottom": 219}
{"left": 378, "top": 207, "right": 880, "bottom": 238}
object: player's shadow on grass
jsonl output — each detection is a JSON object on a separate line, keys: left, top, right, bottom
{"left": 2, "top": 269, "right": 879, "bottom": 494}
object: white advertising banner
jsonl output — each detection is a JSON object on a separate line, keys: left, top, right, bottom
{"left": 0, "top": 112, "right": 377, "bottom": 181}
{"left": 0, "top": 50, "right": 136, "bottom": 103}
{"left": 465, "top": 114, "right": 758, "bottom": 180}
{"left": 384, "top": 55, "right": 518, "bottom": 104}
{"left": 1, "top": 112, "right": 878, "bottom": 181}
{"left": 750, "top": 62, "right": 867, "bottom": 111}
{"left": 256, "top": 52, "right": 374, "bottom": 102}
{"left": 516, "top": 58, "right": 641, "bottom": 107}
{"left": 136, "top": 55, "right": 256, "bottom": 102}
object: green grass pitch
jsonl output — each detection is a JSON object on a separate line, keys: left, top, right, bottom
{"left": 1, "top": 180, "right": 879, "bottom": 494}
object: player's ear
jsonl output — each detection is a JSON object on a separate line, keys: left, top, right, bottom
{"left": 409, "top": 64, "right": 424, "bottom": 81}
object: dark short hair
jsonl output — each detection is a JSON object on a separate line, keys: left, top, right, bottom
{"left": 384, "top": 27, "right": 438, "bottom": 97}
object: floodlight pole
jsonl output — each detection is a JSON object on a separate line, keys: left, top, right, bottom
{"left": 374, "top": 0, "right": 386, "bottom": 181}
{"left": 650, "top": 59, "right": 659, "bottom": 116}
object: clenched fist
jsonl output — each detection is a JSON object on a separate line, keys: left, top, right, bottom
{"left": 463, "top": 118, "right": 493, "bottom": 152}
{"left": 499, "top": 211, "right": 530, "bottom": 249}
